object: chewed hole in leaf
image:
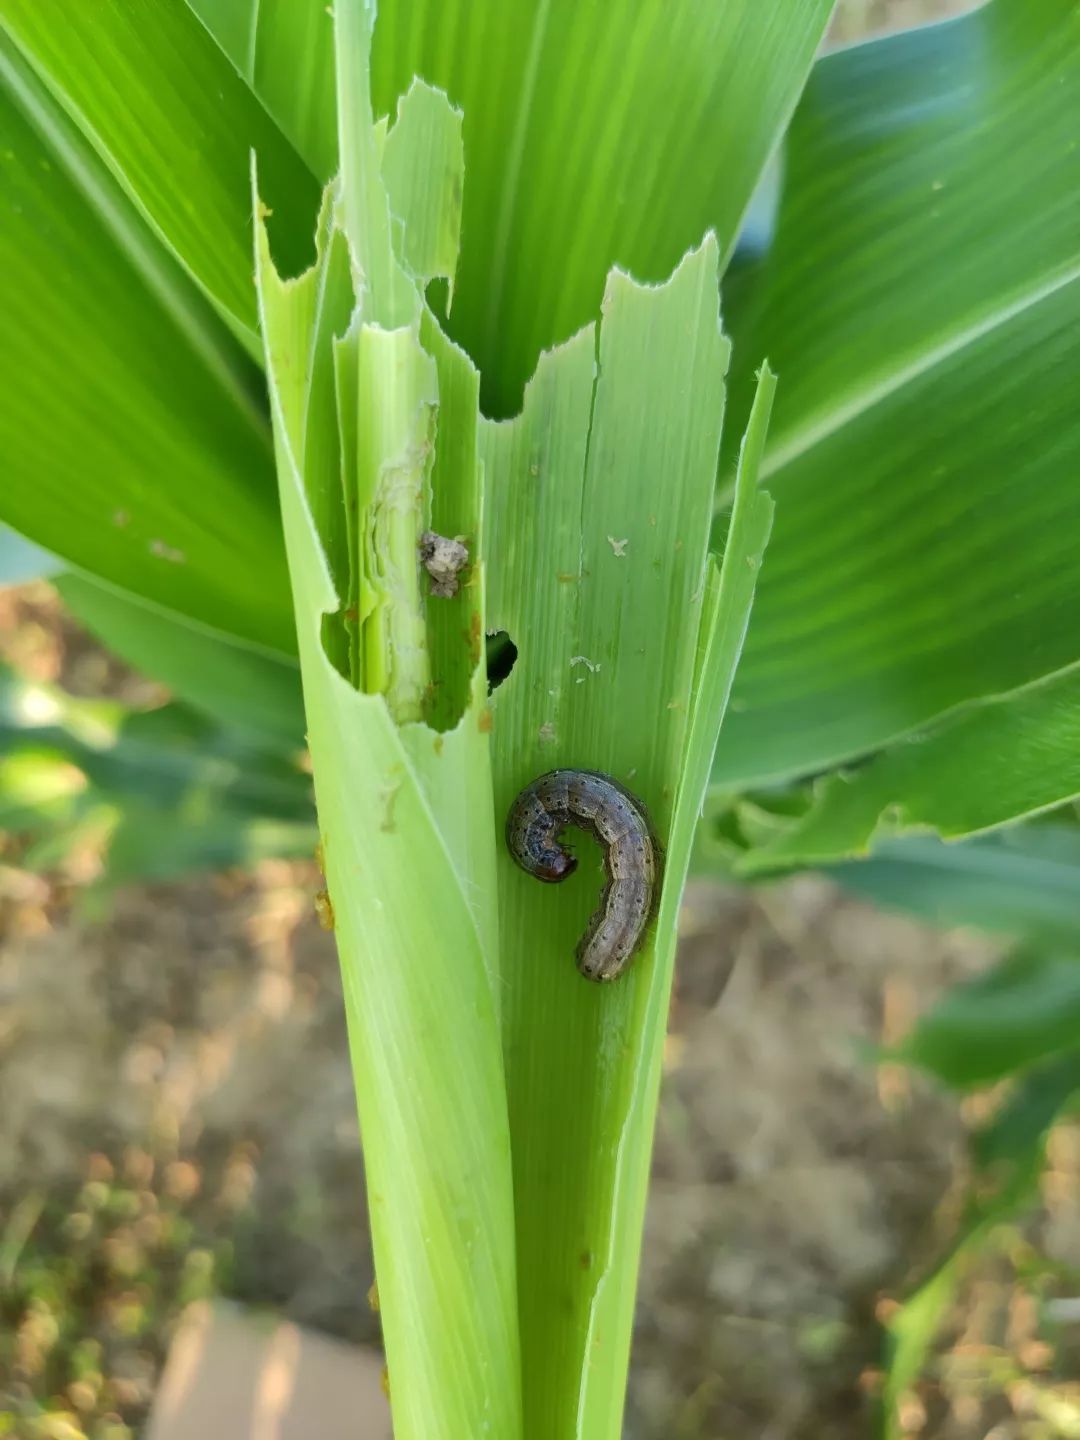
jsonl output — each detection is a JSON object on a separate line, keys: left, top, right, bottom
{"left": 426, "top": 275, "right": 451, "bottom": 325}
{"left": 486, "top": 631, "right": 518, "bottom": 693}
{"left": 321, "top": 608, "right": 354, "bottom": 685}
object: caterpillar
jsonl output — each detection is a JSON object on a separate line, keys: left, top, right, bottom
{"left": 505, "top": 769, "right": 661, "bottom": 982}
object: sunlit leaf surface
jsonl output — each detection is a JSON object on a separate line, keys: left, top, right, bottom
{"left": 717, "top": 0, "right": 1080, "bottom": 802}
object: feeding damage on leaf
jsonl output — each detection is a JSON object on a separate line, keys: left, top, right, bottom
{"left": 254, "top": 71, "right": 478, "bottom": 737}
{"left": 253, "top": 10, "right": 521, "bottom": 1437}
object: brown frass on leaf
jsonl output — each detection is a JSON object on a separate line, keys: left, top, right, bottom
{"left": 419, "top": 530, "right": 469, "bottom": 598}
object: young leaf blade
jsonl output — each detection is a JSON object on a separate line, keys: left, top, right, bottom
{"left": 484, "top": 244, "right": 773, "bottom": 1436}
{"left": 254, "top": 5, "right": 521, "bottom": 1422}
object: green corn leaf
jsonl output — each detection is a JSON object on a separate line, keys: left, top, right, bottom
{"left": 483, "top": 257, "right": 773, "bottom": 1431}
{"left": 369, "top": 1, "right": 832, "bottom": 416}
{"left": 185, "top": 0, "right": 338, "bottom": 180}
{"left": 0, "top": 0, "right": 322, "bottom": 341}
{"left": 189, "top": 0, "right": 833, "bottom": 414}
{"left": 99, "top": 703, "right": 314, "bottom": 883}
{"left": 56, "top": 573, "right": 306, "bottom": 751}
{"left": 827, "top": 822, "right": 1080, "bottom": 944}
{"left": 255, "top": 11, "right": 519, "bottom": 1430}
{"left": 736, "top": 665, "right": 1080, "bottom": 874}
{"left": 893, "top": 948, "right": 1080, "bottom": 1090}
{"left": 0, "top": 37, "right": 293, "bottom": 654}
{"left": 0, "top": 663, "right": 315, "bottom": 884}
{"left": 973, "top": 1048, "right": 1080, "bottom": 1171}
{"left": 0, "top": 0, "right": 829, "bottom": 681}
{"left": 259, "top": 284, "right": 523, "bottom": 1432}
{"left": 255, "top": 0, "right": 776, "bottom": 1429}
{"left": 716, "top": 0, "right": 1080, "bottom": 794}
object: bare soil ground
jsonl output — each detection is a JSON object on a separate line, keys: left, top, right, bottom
{"left": 12, "top": 778, "right": 1077, "bottom": 1440}
{"left": 0, "top": 820, "right": 991, "bottom": 1438}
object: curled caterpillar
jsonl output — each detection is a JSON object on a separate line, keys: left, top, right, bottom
{"left": 505, "top": 769, "right": 661, "bottom": 982}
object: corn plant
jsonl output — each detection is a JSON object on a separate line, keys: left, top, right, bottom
{"left": 1, "top": 0, "right": 1078, "bottom": 1435}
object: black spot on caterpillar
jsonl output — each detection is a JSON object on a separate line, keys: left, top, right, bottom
{"left": 505, "top": 769, "right": 662, "bottom": 982}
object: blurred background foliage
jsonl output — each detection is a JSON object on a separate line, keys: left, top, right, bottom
{"left": 6, "top": 0, "right": 1080, "bottom": 1437}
